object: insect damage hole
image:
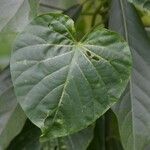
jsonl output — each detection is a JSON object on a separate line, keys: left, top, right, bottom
{"left": 86, "top": 51, "right": 91, "bottom": 57}
{"left": 92, "top": 55, "right": 99, "bottom": 61}
{"left": 85, "top": 50, "right": 100, "bottom": 61}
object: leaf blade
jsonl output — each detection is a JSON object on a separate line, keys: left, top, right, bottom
{"left": 10, "top": 13, "right": 132, "bottom": 140}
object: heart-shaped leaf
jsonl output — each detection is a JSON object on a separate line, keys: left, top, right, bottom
{"left": 10, "top": 13, "right": 132, "bottom": 140}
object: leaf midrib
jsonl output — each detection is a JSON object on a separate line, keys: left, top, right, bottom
{"left": 43, "top": 43, "right": 114, "bottom": 128}
{"left": 49, "top": 49, "right": 76, "bottom": 127}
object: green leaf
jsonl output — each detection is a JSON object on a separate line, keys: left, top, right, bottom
{"left": 146, "top": 27, "right": 150, "bottom": 39}
{"left": 10, "top": 13, "right": 131, "bottom": 140}
{"left": 0, "top": 0, "right": 39, "bottom": 67}
{"left": 8, "top": 120, "right": 94, "bottom": 150}
{"left": 28, "top": 0, "right": 40, "bottom": 18}
{"left": 7, "top": 120, "right": 41, "bottom": 150}
{"left": 104, "top": 110, "right": 124, "bottom": 150}
{"left": 109, "top": 0, "right": 150, "bottom": 149}
{"left": 43, "top": 126, "right": 94, "bottom": 150}
{"left": 0, "top": 67, "right": 26, "bottom": 150}
{"left": 87, "top": 110, "right": 123, "bottom": 150}
{"left": 128, "top": 0, "right": 150, "bottom": 10}
{"left": 87, "top": 116, "right": 106, "bottom": 150}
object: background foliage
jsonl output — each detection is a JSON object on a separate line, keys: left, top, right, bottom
{"left": 0, "top": 0, "right": 149, "bottom": 150}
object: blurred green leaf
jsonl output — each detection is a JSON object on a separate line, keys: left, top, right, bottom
{"left": 8, "top": 120, "right": 94, "bottom": 150}
{"left": 87, "top": 110, "right": 123, "bottom": 150}
{"left": 7, "top": 120, "right": 41, "bottom": 150}
{"left": 109, "top": 0, "right": 150, "bottom": 149}
{"left": 128, "top": 0, "right": 150, "bottom": 11}
{"left": 0, "top": 0, "right": 39, "bottom": 67}
{"left": 87, "top": 116, "right": 106, "bottom": 150}
{"left": 105, "top": 110, "right": 124, "bottom": 150}
{"left": 0, "top": 67, "right": 26, "bottom": 150}
{"left": 145, "top": 27, "right": 150, "bottom": 39}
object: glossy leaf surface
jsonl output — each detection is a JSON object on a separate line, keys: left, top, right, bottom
{"left": 109, "top": 0, "right": 150, "bottom": 149}
{"left": 10, "top": 13, "right": 131, "bottom": 140}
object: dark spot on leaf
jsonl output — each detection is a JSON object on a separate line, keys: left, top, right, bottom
{"left": 55, "top": 146, "right": 58, "bottom": 150}
{"left": 86, "top": 51, "right": 91, "bottom": 57}
{"left": 92, "top": 56, "right": 99, "bottom": 61}
{"left": 48, "top": 23, "right": 52, "bottom": 28}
